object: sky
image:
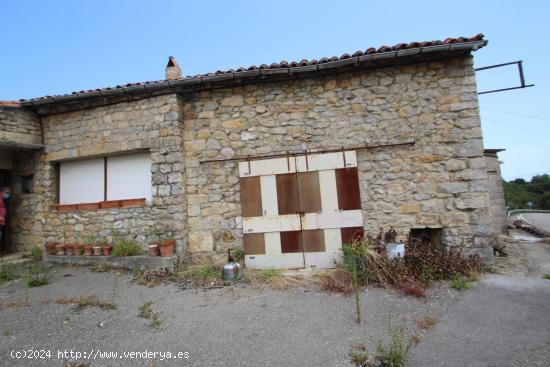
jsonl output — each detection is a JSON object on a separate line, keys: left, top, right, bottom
{"left": 1, "top": 0, "right": 548, "bottom": 181}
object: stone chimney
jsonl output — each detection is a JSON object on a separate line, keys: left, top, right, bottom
{"left": 165, "top": 56, "right": 182, "bottom": 80}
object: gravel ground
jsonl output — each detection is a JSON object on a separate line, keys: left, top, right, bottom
{"left": 2, "top": 236, "right": 548, "bottom": 367}
{"left": 0, "top": 265, "right": 458, "bottom": 367}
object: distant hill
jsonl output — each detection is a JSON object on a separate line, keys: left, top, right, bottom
{"left": 504, "top": 174, "right": 550, "bottom": 210}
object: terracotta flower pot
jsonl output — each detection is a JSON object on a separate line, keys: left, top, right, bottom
{"left": 55, "top": 243, "right": 66, "bottom": 255}
{"left": 44, "top": 242, "right": 56, "bottom": 255}
{"left": 83, "top": 245, "right": 93, "bottom": 256}
{"left": 148, "top": 245, "right": 159, "bottom": 257}
{"left": 100, "top": 200, "right": 120, "bottom": 209}
{"left": 158, "top": 239, "right": 175, "bottom": 257}
{"left": 92, "top": 246, "right": 102, "bottom": 256}
{"left": 102, "top": 245, "right": 113, "bottom": 256}
{"left": 78, "top": 202, "right": 100, "bottom": 211}
{"left": 65, "top": 244, "right": 75, "bottom": 256}
{"left": 120, "top": 198, "right": 146, "bottom": 208}
{"left": 72, "top": 243, "right": 83, "bottom": 256}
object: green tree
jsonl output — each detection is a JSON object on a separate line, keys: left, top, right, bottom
{"left": 504, "top": 174, "right": 550, "bottom": 210}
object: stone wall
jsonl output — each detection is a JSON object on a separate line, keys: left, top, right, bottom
{"left": 181, "top": 56, "right": 494, "bottom": 264}
{"left": 485, "top": 154, "right": 508, "bottom": 234}
{"left": 9, "top": 55, "right": 494, "bottom": 265}
{"left": 10, "top": 94, "right": 187, "bottom": 253}
{"left": 0, "top": 106, "right": 42, "bottom": 147}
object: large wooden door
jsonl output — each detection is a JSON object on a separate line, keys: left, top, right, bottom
{"left": 239, "top": 151, "right": 364, "bottom": 269}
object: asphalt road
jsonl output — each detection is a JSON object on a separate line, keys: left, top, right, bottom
{"left": 408, "top": 274, "right": 550, "bottom": 367}
{"left": 519, "top": 212, "right": 550, "bottom": 234}
{"left": 409, "top": 237, "right": 550, "bottom": 367}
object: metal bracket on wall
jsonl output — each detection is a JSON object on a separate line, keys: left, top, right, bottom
{"left": 199, "top": 141, "right": 415, "bottom": 165}
{"left": 476, "top": 60, "right": 534, "bottom": 95}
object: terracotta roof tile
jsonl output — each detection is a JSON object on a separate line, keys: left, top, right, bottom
{"left": 19, "top": 34, "right": 486, "bottom": 104}
{"left": 0, "top": 100, "right": 21, "bottom": 107}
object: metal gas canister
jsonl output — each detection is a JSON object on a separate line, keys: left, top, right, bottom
{"left": 222, "top": 249, "right": 243, "bottom": 281}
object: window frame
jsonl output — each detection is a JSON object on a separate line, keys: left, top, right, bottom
{"left": 54, "top": 151, "right": 151, "bottom": 210}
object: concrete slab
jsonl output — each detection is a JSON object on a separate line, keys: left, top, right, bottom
{"left": 43, "top": 254, "right": 178, "bottom": 271}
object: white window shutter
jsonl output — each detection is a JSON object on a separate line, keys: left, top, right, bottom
{"left": 107, "top": 153, "right": 152, "bottom": 202}
{"left": 59, "top": 158, "right": 104, "bottom": 204}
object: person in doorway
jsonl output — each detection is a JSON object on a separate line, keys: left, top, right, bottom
{"left": 0, "top": 187, "right": 10, "bottom": 244}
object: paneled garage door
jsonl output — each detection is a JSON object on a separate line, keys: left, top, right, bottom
{"left": 239, "top": 151, "right": 364, "bottom": 269}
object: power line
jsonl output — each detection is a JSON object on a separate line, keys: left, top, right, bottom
{"left": 481, "top": 107, "right": 550, "bottom": 122}
{"left": 482, "top": 117, "right": 550, "bottom": 139}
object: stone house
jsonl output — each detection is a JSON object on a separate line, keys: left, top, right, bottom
{"left": 0, "top": 33, "right": 501, "bottom": 266}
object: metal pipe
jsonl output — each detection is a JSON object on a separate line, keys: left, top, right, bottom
{"left": 199, "top": 141, "right": 415, "bottom": 164}
{"left": 478, "top": 84, "right": 535, "bottom": 95}
{"left": 475, "top": 61, "right": 520, "bottom": 71}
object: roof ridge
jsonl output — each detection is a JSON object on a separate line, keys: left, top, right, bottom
{"left": 19, "top": 34, "right": 486, "bottom": 105}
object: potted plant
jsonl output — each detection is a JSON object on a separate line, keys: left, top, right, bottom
{"left": 55, "top": 243, "right": 66, "bottom": 255}
{"left": 65, "top": 243, "right": 75, "bottom": 256}
{"left": 148, "top": 244, "right": 159, "bottom": 256}
{"left": 44, "top": 242, "right": 56, "bottom": 255}
{"left": 84, "top": 235, "right": 102, "bottom": 256}
{"left": 101, "top": 242, "right": 113, "bottom": 256}
{"left": 83, "top": 244, "right": 93, "bottom": 256}
{"left": 73, "top": 243, "right": 83, "bottom": 256}
{"left": 148, "top": 225, "right": 175, "bottom": 257}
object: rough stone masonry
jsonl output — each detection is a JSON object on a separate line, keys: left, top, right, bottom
{"left": 0, "top": 35, "right": 496, "bottom": 265}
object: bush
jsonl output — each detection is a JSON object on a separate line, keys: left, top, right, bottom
{"left": 111, "top": 239, "right": 141, "bottom": 257}
{"left": 338, "top": 233, "right": 482, "bottom": 297}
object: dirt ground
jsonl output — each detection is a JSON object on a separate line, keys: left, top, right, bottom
{"left": 1, "top": 263, "right": 458, "bottom": 367}
{"left": 1, "top": 234, "right": 549, "bottom": 367}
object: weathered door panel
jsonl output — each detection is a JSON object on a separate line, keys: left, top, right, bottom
{"left": 243, "top": 214, "right": 301, "bottom": 234}
{"left": 297, "top": 172, "right": 322, "bottom": 213}
{"left": 335, "top": 167, "right": 362, "bottom": 210}
{"left": 276, "top": 173, "right": 300, "bottom": 215}
{"left": 240, "top": 176, "right": 262, "bottom": 217}
{"left": 240, "top": 150, "right": 363, "bottom": 270}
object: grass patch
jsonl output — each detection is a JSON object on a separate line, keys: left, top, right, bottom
{"left": 232, "top": 248, "right": 245, "bottom": 262}
{"left": 149, "top": 317, "right": 161, "bottom": 329}
{"left": 376, "top": 323, "right": 413, "bottom": 367}
{"left": 29, "top": 245, "right": 43, "bottom": 261}
{"left": 111, "top": 239, "right": 141, "bottom": 257}
{"left": 543, "top": 274, "right": 550, "bottom": 280}
{"left": 139, "top": 301, "right": 154, "bottom": 318}
{"left": 192, "top": 264, "right": 219, "bottom": 279}
{"left": 0, "top": 261, "right": 18, "bottom": 283}
{"left": 55, "top": 296, "right": 117, "bottom": 313}
{"left": 91, "top": 262, "right": 108, "bottom": 273}
{"left": 24, "top": 264, "right": 50, "bottom": 288}
{"left": 244, "top": 268, "right": 307, "bottom": 290}
{"left": 138, "top": 301, "right": 161, "bottom": 329}
{"left": 349, "top": 349, "right": 370, "bottom": 366}
{"left": 316, "top": 268, "right": 354, "bottom": 296}
{"left": 170, "top": 263, "right": 222, "bottom": 287}
{"left": 451, "top": 274, "right": 472, "bottom": 291}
